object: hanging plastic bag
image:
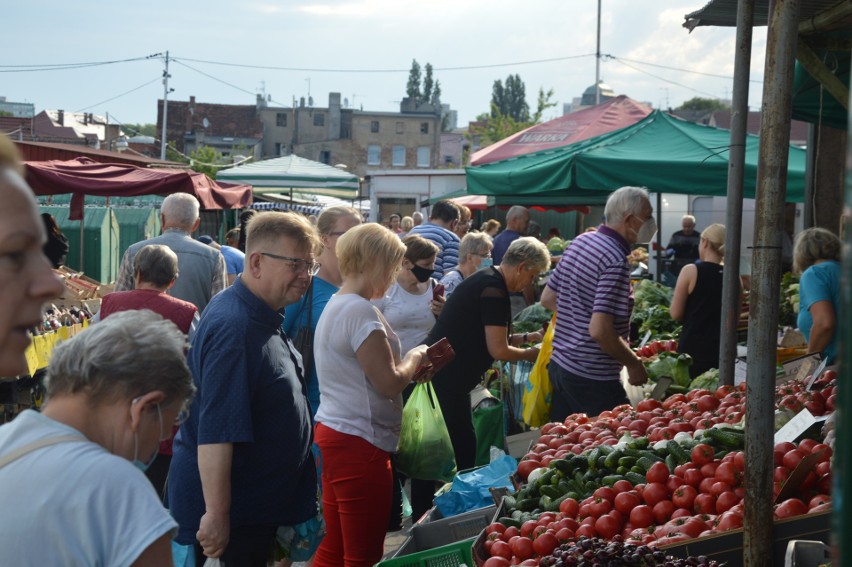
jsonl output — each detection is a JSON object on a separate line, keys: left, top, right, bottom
{"left": 521, "top": 314, "right": 556, "bottom": 427}
{"left": 396, "top": 382, "right": 457, "bottom": 482}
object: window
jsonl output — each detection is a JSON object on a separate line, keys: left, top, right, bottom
{"left": 396, "top": 121, "right": 404, "bottom": 134}
{"left": 313, "top": 113, "right": 325, "bottom": 127}
{"left": 276, "top": 113, "right": 287, "bottom": 127}
{"left": 319, "top": 150, "right": 331, "bottom": 164}
{"left": 367, "top": 144, "right": 381, "bottom": 165}
{"left": 417, "top": 146, "right": 431, "bottom": 167}
{"left": 420, "top": 122, "right": 429, "bottom": 134}
{"left": 274, "top": 143, "right": 282, "bottom": 155}
{"left": 371, "top": 121, "right": 380, "bottom": 133}
{"left": 392, "top": 145, "right": 406, "bottom": 166}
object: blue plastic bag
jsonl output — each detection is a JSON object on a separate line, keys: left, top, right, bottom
{"left": 434, "top": 454, "right": 517, "bottom": 517}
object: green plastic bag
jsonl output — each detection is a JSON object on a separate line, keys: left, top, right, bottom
{"left": 396, "top": 382, "right": 458, "bottom": 482}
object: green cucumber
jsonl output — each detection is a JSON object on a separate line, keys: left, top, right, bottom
{"left": 499, "top": 517, "right": 522, "bottom": 528}
{"left": 625, "top": 471, "right": 646, "bottom": 486}
{"left": 601, "top": 475, "right": 624, "bottom": 487}
{"left": 666, "top": 440, "right": 690, "bottom": 465}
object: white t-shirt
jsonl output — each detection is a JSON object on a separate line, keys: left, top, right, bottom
{"left": 315, "top": 293, "right": 404, "bottom": 452}
{"left": 372, "top": 281, "right": 435, "bottom": 353}
{"left": 0, "top": 410, "right": 177, "bottom": 566}
{"left": 440, "top": 270, "right": 465, "bottom": 298}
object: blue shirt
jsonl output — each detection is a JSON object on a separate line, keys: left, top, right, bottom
{"left": 798, "top": 260, "right": 841, "bottom": 363}
{"left": 283, "top": 276, "right": 338, "bottom": 419}
{"left": 168, "top": 277, "right": 316, "bottom": 543}
{"left": 491, "top": 229, "right": 523, "bottom": 265}
{"left": 407, "top": 222, "right": 460, "bottom": 278}
{"left": 220, "top": 245, "right": 245, "bottom": 275}
{"left": 546, "top": 226, "right": 634, "bottom": 380}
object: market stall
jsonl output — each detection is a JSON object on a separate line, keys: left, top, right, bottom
{"left": 216, "top": 154, "right": 361, "bottom": 200}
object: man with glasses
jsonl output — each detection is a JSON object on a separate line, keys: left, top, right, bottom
{"left": 541, "top": 186, "right": 653, "bottom": 420}
{"left": 168, "top": 211, "right": 322, "bottom": 567}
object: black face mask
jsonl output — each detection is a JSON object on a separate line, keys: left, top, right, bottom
{"left": 410, "top": 264, "right": 433, "bottom": 283}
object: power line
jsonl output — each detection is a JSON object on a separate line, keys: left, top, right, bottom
{"left": 0, "top": 55, "right": 152, "bottom": 73}
{"left": 172, "top": 59, "right": 258, "bottom": 97}
{"left": 75, "top": 77, "right": 162, "bottom": 112}
{"left": 604, "top": 54, "right": 763, "bottom": 84}
{"left": 606, "top": 57, "right": 723, "bottom": 100}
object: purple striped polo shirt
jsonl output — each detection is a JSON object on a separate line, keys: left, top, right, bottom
{"left": 546, "top": 225, "right": 634, "bottom": 381}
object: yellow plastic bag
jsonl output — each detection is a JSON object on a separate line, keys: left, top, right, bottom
{"left": 522, "top": 314, "right": 556, "bottom": 427}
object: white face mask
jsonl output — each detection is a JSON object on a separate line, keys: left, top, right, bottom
{"left": 635, "top": 216, "right": 657, "bottom": 244}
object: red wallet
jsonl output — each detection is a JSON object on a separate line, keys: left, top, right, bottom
{"left": 413, "top": 337, "right": 455, "bottom": 381}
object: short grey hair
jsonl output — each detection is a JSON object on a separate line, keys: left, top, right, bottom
{"left": 161, "top": 193, "right": 200, "bottom": 230}
{"left": 501, "top": 237, "right": 550, "bottom": 273}
{"left": 682, "top": 215, "right": 696, "bottom": 226}
{"left": 793, "top": 227, "right": 841, "bottom": 274}
{"left": 45, "top": 310, "right": 194, "bottom": 407}
{"left": 459, "top": 232, "right": 493, "bottom": 263}
{"left": 604, "top": 186, "right": 650, "bottom": 226}
{"left": 506, "top": 205, "right": 529, "bottom": 222}
{"left": 134, "top": 244, "right": 178, "bottom": 288}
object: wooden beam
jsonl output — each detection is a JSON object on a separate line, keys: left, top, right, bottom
{"left": 796, "top": 38, "right": 849, "bottom": 111}
{"left": 798, "top": 1, "right": 852, "bottom": 34}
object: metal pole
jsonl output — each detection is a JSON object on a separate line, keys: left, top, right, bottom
{"left": 595, "top": 0, "right": 601, "bottom": 105}
{"left": 655, "top": 192, "right": 662, "bottom": 283}
{"left": 160, "top": 51, "right": 171, "bottom": 161}
{"left": 803, "top": 124, "right": 816, "bottom": 229}
{"left": 743, "top": 0, "right": 800, "bottom": 564}
{"left": 719, "top": 0, "right": 755, "bottom": 386}
{"left": 838, "top": 55, "right": 852, "bottom": 567}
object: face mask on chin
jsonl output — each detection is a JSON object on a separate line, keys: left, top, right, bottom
{"left": 132, "top": 402, "right": 163, "bottom": 472}
{"left": 479, "top": 257, "right": 493, "bottom": 270}
{"left": 410, "top": 264, "right": 433, "bottom": 283}
{"left": 634, "top": 216, "right": 657, "bottom": 244}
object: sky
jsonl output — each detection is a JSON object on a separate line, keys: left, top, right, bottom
{"left": 2, "top": 1, "right": 769, "bottom": 131}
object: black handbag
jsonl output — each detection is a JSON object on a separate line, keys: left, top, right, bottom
{"left": 291, "top": 281, "right": 315, "bottom": 375}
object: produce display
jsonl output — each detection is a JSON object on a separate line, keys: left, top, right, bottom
{"left": 478, "top": 370, "right": 836, "bottom": 565}
{"left": 631, "top": 280, "right": 680, "bottom": 343}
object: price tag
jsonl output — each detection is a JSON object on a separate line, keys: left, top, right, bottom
{"left": 650, "top": 376, "right": 673, "bottom": 401}
{"left": 778, "top": 353, "right": 820, "bottom": 385}
{"left": 804, "top": 358, "right": 829, "bottom": 391}
{"left": 639, "top": 331, "right": 652, "bottom": 348}
{"left": 774, "top": 408, "right": 827, "bottom": 445}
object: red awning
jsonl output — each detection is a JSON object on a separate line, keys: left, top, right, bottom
{"left": 25, "top": 157, "right": 252, "bottom": 220}
{"left": 470, "top": 96, "right": 652, "bottom": 166}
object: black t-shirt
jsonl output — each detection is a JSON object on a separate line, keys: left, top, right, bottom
{"left": 426, "top": 267, "right": 511, "bottom": 395}
{"left": 679, "top": 261, "right": 724, "bottom": 377}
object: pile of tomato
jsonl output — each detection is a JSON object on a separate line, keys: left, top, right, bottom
{"left": 482, "top": 372, "right": 836, "bottom": 565}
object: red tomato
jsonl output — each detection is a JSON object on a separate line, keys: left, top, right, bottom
{"left": 691, "top": 443, "right": 715, "bottom": 466}
{"left": 683, "top": 468, "right": 704, "bottom": 488}
{"left": 809, "top": 495, "right": 831, "bottom": 509}
{"left": 695, "top": 395, "right": 720, "bottom": 412}
{"left": 716, "top": 491, "right": 740, "bottom": 514}
{"left": 646, "top": 462, "right": 670, "bottom": 484}
{"left": 693, "top": 492, "right": 716, "bottom": 514}
{"left": 519, "top": 560, "right": 538, "bottom": 566}
{"left": 715, "top": 385, "right": 735, "bottom": 399}
{"left": 559, "top": 497, "right": 579, "bottom": 518}
{"left": 679, "top": 518, "right": 708, "bottom": 538}
{"left": 715, "top": 461, "right": 739, "bottom": 486}
{"left": 588, "top": 497, "right": 612, "bottom": 518}
{"left": 629, "top": 505, "right": 654, "bottom": 528}
{"left": 575, "top": 524, "right": 596, "bottom": 538}
{"left": 652, "top": 500, "right": 675, "bottom": 524}
{"left": 594, "top": 514, "right": 621, "bottom": 539}
{"left": 698, "top": 477, "right": 716, "bottom": 494}
{"left": 672, "top": 485, "right": 698, "bottom": 510}
{"left": 490, "top": 540, "right": 512, "bottom": 559}
{"left": 642, "top": 482, "right": 669, "bottom": 507}
{"left": 520, "top": 520, "right": 538, "bottom": 538}
{"left": 555, "top": 527, "right": 574, "bottom": 542}
{"left": 710, "top": 481, "right": 732, "bottom": 497}
{"left": 485, "top": 523, "right": 506, "bottom": 535}
{"left": 613, "top": 479, "right": 634, "bottom": 493}
{"left": 666, "top": 474, "right": 686, "bottom": 493}
{"left": 671, "top": 507, "right": 692, "bottom": 519}
{"left": 716, "top": 511, "right": 743, "bottom": 531}
{"left": 637, "top": 399, "right": 663, "bottom": 412}
{"left": 483, "top": 557, "right": 511, "bottom": 567}
{"left": 810, "top": 503, "right": 832, "bottom": 514}
{"left": 614, "top": 491, "right": 641, "bottom": 515}
{"left": 517, "top": 460, "right": 543, "bottom": 482}
{"left": 774, "top": 466, "right": 792, "bottom": 483}
{"left": 798, "top": 438, "right": 818, "bottom": 453}
{"left": 775, "top": 498, "right": 808, "bottom": 519}
{"left": 811, "top": 443, "right": 833, "bottom": 461}
{"left": 816, "top": 461, "right": 831, "bottom": 477}
{"left": 502, "top": 526, "right": 519, "bottom": 541}
{"left": 594, "top": 486, "right": 617, "bottom": 502}
{"left": 783, "top": 449, "right": 806, "bottom": 471}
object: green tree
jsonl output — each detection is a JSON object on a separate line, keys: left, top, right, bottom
{"left": 468, "top": 86, "right": 557, "bottom": 156}
{"left": 121, "top": 122, "right": 157, "bottom": 137}
{"left": 676, "top": 97, "right": 730, "bottom": 112}
{"left": 423, "top": 63, "right": 434, "bottom": 102}
{"left": 491, "top": 74, "right": 529, "bottom": 122}
{"left": 431, "top": 80, "right": 442, "bottom": 107}
{"left": 188, "top": 145, "right": 223, "bottom": 178}
{"left": 406, "top": 59, "right": 422, "bottom": 99}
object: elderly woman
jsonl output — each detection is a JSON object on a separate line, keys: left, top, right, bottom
{"left": 410, "top": 236, "right": 550, "bottom": 519}
{"left": 669, "top": 224, "right": 727, "bottom": 378}
{"left": 400, "top": 215, "right": 414, "bottom": 236}
{"left": 0, "top": 135, "right": 64, "bottom": 378}
{"left": 312, "top": 223, "right": 430, "bottom": 567}
{"left": 97, "top": 244, "right": 199, "bottom": 334}
{"left": 284, "top": 206, "right": 362, "bottom": 419}
{"left": 373, "top": 235, "right": 444, "bottom": 353}
{"left": 440, "top": 232, "right": 494, "bottom": 297}
{"left": 0, "top": 310, "right": 195, "bottom": 565}
{"left": 794, "top": 227, "right": 841, "bottom": 364}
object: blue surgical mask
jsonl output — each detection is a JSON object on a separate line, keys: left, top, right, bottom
{"left": 479, "top": 257, "right": 493, "bottom": 270}
{"left": 132, "top": 401, "right": 163, "bottom": 472}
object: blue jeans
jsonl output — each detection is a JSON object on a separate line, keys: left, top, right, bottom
{"left": 548, "top": 361, "right": 629, "bottom": 421}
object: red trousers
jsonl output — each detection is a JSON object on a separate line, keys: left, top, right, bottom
{"left": 312, "top": 423, "right": 392, "bottom": 567}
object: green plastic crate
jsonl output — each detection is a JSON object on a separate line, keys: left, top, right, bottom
{"left": 375, "top": 537, "right": 475, "bottom": 567}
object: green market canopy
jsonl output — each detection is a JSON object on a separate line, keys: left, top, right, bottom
{"left": 217, "top": 154, "right": 360, "bottom": 199}
{"left": 466, "top": 110, "right": 807, "bottom": 203}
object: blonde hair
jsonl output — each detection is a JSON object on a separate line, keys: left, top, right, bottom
{"left": 0, "top": 133, "right": 23, "bottom": 175}
{"left": 502, "top": 237, "right": 551, "bottom": 273}
{"left": 701, "top": 224, "right": 726, "bottom": 256}
{"left": 338, "top": 223, "right": 405, "bottom": 281}
{"left": 401, "top": 216, "right": 414, "bottom": 232}
{"left": 402, "top": 234, "right": 438, "bottom": 264}
{"left": 482, "top": 219, "right": 501, "bottom": 233}
{"left": 793, "top": 227, "right": 841, "bottom": 274}
{"left": 246, "top": 211, "right": 321, "bottom": 256}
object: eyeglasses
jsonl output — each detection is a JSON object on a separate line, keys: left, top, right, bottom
{"left": 472, "top": 252, "right": 492, "bottom": 259}
{"left": 260, "top": 252, "right": 321, "bottom": 276}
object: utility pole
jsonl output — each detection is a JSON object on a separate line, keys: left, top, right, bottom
{"left": 160, "top": 51, "right": 171, "bottom": 160}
